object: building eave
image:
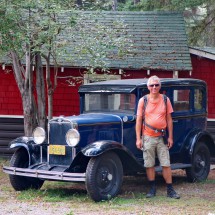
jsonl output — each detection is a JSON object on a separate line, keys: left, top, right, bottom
{"left": 189, "top": 47, "right": 215, "bottom": 61}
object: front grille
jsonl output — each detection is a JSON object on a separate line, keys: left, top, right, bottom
{"left": 49, "top": 121, "right": 71, "bottom": 146}
{"left": 48, "top": 118, "right": 75, "bottom": 166}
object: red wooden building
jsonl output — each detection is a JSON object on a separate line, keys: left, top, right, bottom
{"left": 189, "top": 47, "right": 215, "bottom": 119}
{"left": 0, "top": 11, "right": 195, "bottom": 156}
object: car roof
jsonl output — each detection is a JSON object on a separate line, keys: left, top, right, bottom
{"left": 79, "top": 78, "right": 206, "bottom": 93}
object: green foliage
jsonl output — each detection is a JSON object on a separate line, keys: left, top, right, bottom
{"left": 0, "top": 0, "right": 130, "bottom": 72}
{"left": 65, "top": 11, "right": 131, "bottom": 74}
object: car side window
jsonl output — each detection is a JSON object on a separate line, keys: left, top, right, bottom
{"left": 194, "top": 89, "right": 203, "bottom": 110}
{"left": 173, "top": 89, "right": 190, "bottom": 112}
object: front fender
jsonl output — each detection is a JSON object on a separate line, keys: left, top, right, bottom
{"left": 81, "top": 140, "right": 125, "bottom": 157}
{"left": 80, "top": 140, "right": 144, "bottom": 174}
{"left": 9, "top": 136, "right": 37, "bottom": 166}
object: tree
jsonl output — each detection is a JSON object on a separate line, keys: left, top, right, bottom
{"left": 0, "top": 0, "right": 130, "bottom": 136}
{"left": 0, "top": 0, "right": 66, "bottom": 134}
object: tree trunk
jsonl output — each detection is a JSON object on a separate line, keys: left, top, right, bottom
{"left": 205, "top": 1, "right": 215, "bottom": 46}
{"left": 11, "top": 51, "right": 37, "bottom": 136}
{"left": 35, "top": 53, "right": 46, "bottom": 128}
{"left": 112, "top": 0, "right": 118, "bottom": 11}
{"left": 133, "top": 0, "right": 140, "bottom": 5}
{"left": 46, "top": 58, "right": 53, "bottom": 120}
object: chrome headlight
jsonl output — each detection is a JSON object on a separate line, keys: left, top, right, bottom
{"left": 66, "top": 129, "right": 80, "bottom": 147}
{"left": 33, "top": 127, "right": 46, "bottom": 144}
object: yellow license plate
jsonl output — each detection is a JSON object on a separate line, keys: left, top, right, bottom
{"left": 49, "top": 145, "right": 65, "bottom": 155}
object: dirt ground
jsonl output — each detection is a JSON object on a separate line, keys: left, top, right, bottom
{"left": 0, "top": 161, "right": 215, "bottom": 215}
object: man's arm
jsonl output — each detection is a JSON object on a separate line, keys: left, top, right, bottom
{"left": 136, "top": 114, "right": 143, "bottom": 149}
{"left": 166, "top": 113, "right": 173, "bottom": 149}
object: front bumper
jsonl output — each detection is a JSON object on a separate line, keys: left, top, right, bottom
{"left": 3, "top": 166, "right": 86, "bottom": 182}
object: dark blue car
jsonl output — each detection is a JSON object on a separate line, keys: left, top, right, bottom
{"left": 3, "top": 78, "right": 215, "bottom": 201}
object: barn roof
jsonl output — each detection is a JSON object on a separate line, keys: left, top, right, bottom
{"left": 59, "top": 11, "right": 192, "bottom": 71}
{"left": 1, "top": 11, "right": 192, "bottom": 71}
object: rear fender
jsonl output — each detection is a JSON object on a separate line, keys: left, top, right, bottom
{"left": 181, "top": 129, "right": 214, "bottom": 163}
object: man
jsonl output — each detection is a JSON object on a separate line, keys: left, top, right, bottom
{"left": 136, "top": 75, "right": 180, "bottom": 199}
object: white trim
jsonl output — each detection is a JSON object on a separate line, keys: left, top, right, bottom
{"left": 189, "top": 48, "right": 215, "bottom": 61}
{"left": 0, "top": 115, "right": 23, "bottom": 118}
{"left": 173, "top": 71, "right": 178, "bottom": 78}
{"left": 207, "top": 118, "right": 215, "bottom": 122}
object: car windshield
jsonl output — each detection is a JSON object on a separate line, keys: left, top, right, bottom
{"left": 84, "top": 93, "right": 136, "bottom": 113}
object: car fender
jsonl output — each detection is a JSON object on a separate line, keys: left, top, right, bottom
{"left": 81, "top": 140, "right": 126, "bottom": 157}
{"left": 80, "top": 140, "right": 144, "bottom": 174}
{"left": 181, "top": 129, "right": 214, "bottom": 163}
{"left": 9, "top": 136, "right": 36, "bottom": 166}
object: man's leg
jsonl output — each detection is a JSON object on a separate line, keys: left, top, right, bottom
{"left": 157, "top": 139, "right": 180, "bottom": 199}
{"left": 146, "top": 167, "right": 156, "bottom": 198}
{"left": 162, "top": 166, "right": 172, "bottom": 183}
{"left": 162, "top": 166, "right": 180, "bottom": 199}
{"left": 143, "top": 136, "right": 157, "bottom": 198}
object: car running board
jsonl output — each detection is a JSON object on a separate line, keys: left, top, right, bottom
{"left": 155, "top": 163, "right": 192, "bottom": 172}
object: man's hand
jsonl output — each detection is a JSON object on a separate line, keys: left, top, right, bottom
{"left": 136, "top": 139, "right": 142, "bottom": 150}
{"left": 167, "top": 137, "right": 173, "bottom": 149}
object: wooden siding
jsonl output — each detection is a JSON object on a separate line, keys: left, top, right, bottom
{"left": 0, "top": 117, "right": 24, "bottom": 157}
{"left": 190, "top": 55, "right": 215, "bottom": 119}
{"left": 0, "top": 66, "right": 175, "bottom": 117}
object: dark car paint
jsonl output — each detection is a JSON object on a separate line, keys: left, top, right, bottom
{"left": 4, "top": 78, "right": 215, "bottom": 182}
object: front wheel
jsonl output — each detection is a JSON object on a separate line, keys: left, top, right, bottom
{"left": 186, "top": 142, "right": 210, "bottom": 182}
{"left": 9, "top": 148, "right": 44, "bottom": 191}
{"left": 86, "top": 152, "right": 123, "bottom": 202}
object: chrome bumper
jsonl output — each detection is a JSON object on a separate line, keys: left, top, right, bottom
{"left": 3, "top": 166, "right": 86, "bottom": 182}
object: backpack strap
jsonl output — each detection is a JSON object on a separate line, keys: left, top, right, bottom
{"left": 163, "top": 94, "right": 167, "bottom": 106}
{"left": 142, "top": 95, "right": 148, "bottom": 130}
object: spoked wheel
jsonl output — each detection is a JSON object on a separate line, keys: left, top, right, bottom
{"left": 186, "top": 142, "right": 210, "bottom": 182}
{"left": 86, "top": 152, "right": 123, "bottom": 202}
{"left": 9, "top": 148, "right": 44, "bottom": 191}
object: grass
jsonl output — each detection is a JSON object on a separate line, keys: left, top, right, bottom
{"left": 1, "top": 158, "right": 215, "bottom": 214}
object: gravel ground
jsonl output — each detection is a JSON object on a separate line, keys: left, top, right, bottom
{"left": 0, "top": 161, "right": 215, "bottom": 215}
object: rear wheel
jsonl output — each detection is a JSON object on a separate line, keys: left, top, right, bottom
{"left": 86, "top": 152, "right": 123, "bottom": 202}
{"left": 9, "top": 148, "right": 44, "bottom": 191}
{"left": 186, "top": 142, "right": 210, "bottom": 182}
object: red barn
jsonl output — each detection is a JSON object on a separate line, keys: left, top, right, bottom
{"left": 189, "top": 47, "right": 215, "bottom": 119}
{"left": 0, "top": 11, "right": 192, "bottom": 157}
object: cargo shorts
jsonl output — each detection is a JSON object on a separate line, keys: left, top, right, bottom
{"left": 142, "top": 135, "right": 170, "bottom": 168}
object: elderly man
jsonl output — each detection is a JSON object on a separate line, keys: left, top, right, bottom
{"left": 136, "top": 75, "right": 180, "bottom": 199}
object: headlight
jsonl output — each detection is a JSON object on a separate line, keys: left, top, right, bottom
{"left": 33, "top": 127, "right": 46, "bottom": 144}
{"left": 66, "top": 129, "right": 80, "bottom": 147}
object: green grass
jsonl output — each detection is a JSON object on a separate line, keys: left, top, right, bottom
{"left": 1, "top": 158, "right": 215, "bottom": 214}
{"left": 17, "top": 187, "right": 89, "bottom": 202}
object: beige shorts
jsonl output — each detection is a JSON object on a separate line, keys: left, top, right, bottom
{"left": 142, "top": 135, "right": 170, "bottom": 168}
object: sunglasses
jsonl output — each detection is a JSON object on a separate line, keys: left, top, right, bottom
{"left": 149, "top": 84, "right": 160, "bottom": 87}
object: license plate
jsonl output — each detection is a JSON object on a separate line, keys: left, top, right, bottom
{"left": 49, "top": 145, "right": 65, "bottom": 155}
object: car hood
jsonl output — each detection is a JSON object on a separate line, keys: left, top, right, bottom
{"left": 66, "top": 113, "right": 135, "bottom": 125}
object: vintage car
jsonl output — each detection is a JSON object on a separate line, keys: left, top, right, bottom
{"left": 3, "top": 78, "right": 215, "bottom": 202}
